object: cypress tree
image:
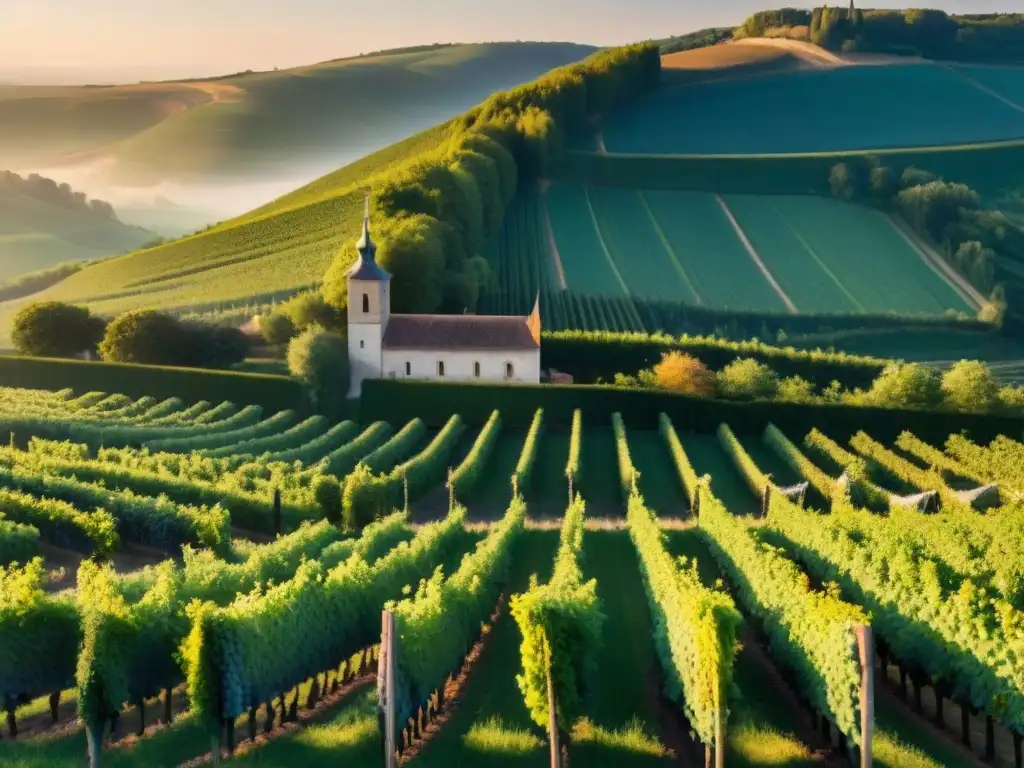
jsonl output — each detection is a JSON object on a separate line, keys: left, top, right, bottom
{"left": 810, "top": 7, "right": 823, "bottom": 38}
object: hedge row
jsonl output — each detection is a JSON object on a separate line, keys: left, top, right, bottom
{"left": 542, "top": 330, "right": 887, "bottom": 388}
{"left": 511, "top": 408, "right": 544, "bottom": 497}
{"left": 360, "top": 379, "right": 1023, "bottom": 445}
{"left": 0, "top": 355, "right": 310, "bottom": 414}
{"left": 450, "top": 409, "right": 502, "bottom": 501}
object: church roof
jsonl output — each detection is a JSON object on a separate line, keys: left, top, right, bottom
{"left": 346, "top": 193, "right": 391, "bottom": 282}
{"left": 383, "top": 312, "right": 541, "bottom": 350}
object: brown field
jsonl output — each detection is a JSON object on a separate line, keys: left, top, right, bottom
{"left": 661, "top": 42, "right": 793, "bottom": 71}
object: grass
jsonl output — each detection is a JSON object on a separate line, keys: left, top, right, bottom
{"left": 624, "top": 429, "right": 689, "bottom": 517}
{"left": 570, "top": 530, "right": 677, "bottom": 766}
{"left": 578, "top": 426, "right": 625, "bottom": 515}
{"left": 469, "top": 431, "right": 526, "bottom": 519}
{"left": 682, "top": 432, "right": 761, "bottom": 517}
{"left": 600, "top": 63, "right": 1024, "bottom": 156}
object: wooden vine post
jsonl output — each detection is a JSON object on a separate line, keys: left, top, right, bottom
{"left": 378, "top": 610, "right": 398, "bottom": 768}
{"left": 546, "top": 642, "right": 561, "bottom": 768}
{"left": 403, "top": 472, "right": 409, "bottom": 514}
{"left": 447, "top": 468, "right": 455, "bottom": 511}
{"left": 761, "top": 477, "right": 773, "bottom": 519}
{"left": 715, "top": 692, "right": 725, "bottom": 768}
{"left": 272, "top": 487, "right": 282, "bottom": 536}
{"left": 856, "top": 624, "right": 874, "bottom": 767}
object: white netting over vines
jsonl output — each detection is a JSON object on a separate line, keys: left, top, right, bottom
{"left": 888, "top": 490, "right": 939, "bottom": 513}
{"left": 954, "top": 484, "right": 1001, "bottom": 511}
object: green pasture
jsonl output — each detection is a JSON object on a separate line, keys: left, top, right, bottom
{"left": 600, "top": 64, "right": 1024, "bottom": 156}
{"left": 951, "top": 64, "right": 1024, "bottom": 113}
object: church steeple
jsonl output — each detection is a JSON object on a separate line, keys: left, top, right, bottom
{"left": 346, "top": 191, "right": 390, "bottom": 281}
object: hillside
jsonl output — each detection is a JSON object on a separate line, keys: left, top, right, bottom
{"left": 0, "top": 42, "right": 595, "bottom": 187}
{"left": 0, "top": 171, "right": 154, "bottom": 281}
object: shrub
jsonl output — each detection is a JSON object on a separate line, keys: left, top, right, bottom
{"left": 313, "top": 475, "right": 343, "bottom": 525}
{"left": 287, "top": 325, "right": 350, "bottom": 412}
{"left": 866, "top": 363, "right": 942, "bottom": 410}
{"left": 717, "top": 358, "right": 780, "bottom": 400}
{"left": 653, "top": 351, "right": 716, "bottom": 397}
{"left": 99, "top": 310, "right": 183, "bottom": 364}
{"left": 280, "top": 292, "right": 341, "bottom": 331}
{"left": 777, "top": 376, "right": 815, "bottom": 403}
{"left": 941, "top": 360, "right": 1000, "bottom": 412}
{"left": 12, "top": 302, "right": 105, "bottom": 358}
{"left": 99, "top": 311, "right": 248, "bottom": 368}
{"left": 260, "top": 312, "right": 296, "bottom": 346}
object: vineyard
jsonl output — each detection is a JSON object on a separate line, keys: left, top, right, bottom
{"left": 482, "top": 184, "right": 975, "bottom": 322}
{"left": 2, "top": 381, "right": 1024, "bottom": 767}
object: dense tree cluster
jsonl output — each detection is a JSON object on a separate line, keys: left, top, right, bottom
{"left": 0, "top": 171, "right": 117, "bottom": 220}
{"left": 319, "top": 44, "right": 661, "bottom": 318}
{"left": 11, "top": 301, "right": 248, "bottom": 368}
{"left": 740, "top": 7, "right": 1024, "bottom": 62}
{"left": 0, "top": 261, "right": 88, "bottom": 303}
{"left": 655, "top": 27, "right": 733, "bottom": 55}
{"left": 826, "top": 156, "right": 1018, "bottom": 311}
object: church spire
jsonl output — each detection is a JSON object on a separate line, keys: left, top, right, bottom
{"left": 346, "top": 190, "right": 390, "bottom": 281}
{"left": 356, "top": 191, "right": 375, "bottom": 258}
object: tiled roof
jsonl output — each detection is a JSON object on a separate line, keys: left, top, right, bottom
{"left": 383, "top": 313, "right": 540, "bottom": 350}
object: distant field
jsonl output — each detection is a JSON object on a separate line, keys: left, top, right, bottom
{"left": 0, "top": 42, "right": 595, "bottom": 185}
{"left": 600, "top": 63, "right": 1024, "bottom": 155}
{"left": 527, "top": 184, "right": 972, "bottom": 316}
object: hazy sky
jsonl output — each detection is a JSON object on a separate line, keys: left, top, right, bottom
{"left": 1, "top": 0, "right": 1020, "bottom": 82}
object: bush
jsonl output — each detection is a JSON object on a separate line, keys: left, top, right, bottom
{"left": 260, "top": 313, "right": 296, "bottom": 346}
{"left": 313, "top": 475, "right": 343, "bottom": 525}
{"left": 717, "top": 358, "right": 780, "bottom": 400}
{"left": 287, "top": 325, "right": 350, "bottom": 412}
{"left": 280, "top": 292, "right": 341, "bottom": 331}
{"left": 12, "top": 302, "right": 105, "bottom": 358}
{"left": 866, "top": 363, "right": 943, "bottom": 410}
{"left": 942, "top": 360, "right": 1000, "bottom": 412}
{"left": 777, "top": 376, "right": 815, "bottom": 403}
{"left": 653, "top": 351, "right": 717, "bottom": 396}
{"left": 99, "top": 310, "right": 248, "bottom": 368}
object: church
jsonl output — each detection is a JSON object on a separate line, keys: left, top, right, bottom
{"left": 347, "top": 198, "right": 541, "bottom": 397}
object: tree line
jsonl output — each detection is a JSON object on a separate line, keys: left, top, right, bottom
{"left": 0, "top": 171, "right": 118, "bottom": 221}
{"left": 740, "top": 6, "right": 1024, "bottom": 62}
{"left": 315, "top": 43, "right": 661, "bottom": 318}
{"left": 826, "top": 156, "right": 1023, "bottom": 321}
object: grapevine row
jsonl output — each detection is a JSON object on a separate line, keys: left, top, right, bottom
{"left": 803, "top": 429, "right": 890, "bottom": 511}
{"left": 565, "top": 409, "right": 583, "bottom": 490}
{"left": 204, "top": 415, "right": 329, "bottom": 458}
{"left": 766, "top": 490, "right": 1024, "bottom": 741}
{"left": 946, "top": 434, "right": 1024, "bottom": 493}
{"left": 78, "top": 515, "right": 406, "bottom": 761}
{"left": 149, "top": 409, "right": 299, "bottom": 453}
{"left": 183, "top": 508, "right": 466, "bottom": 754}
{"left": 511, "top": 408, "right": 544, "bottom": 497}
{"left": 716, "top": 423, "right": 770, "bottom": 501}
{"left": 361, "top": 418, "right": 427, "bottom": 474}
{"left": 510, "top": 494, "right": 603, "bottom": 734}
{"left": 0, "top": 516, "right": 39, "bottom": 566}
{"left": 763, "top": 423, "right": 838, "bottom": 504}
{"left": 391, "top": 497, "right": 525, "bottom": 740}
{"left": 450, "top": 409, "right": 502, "bottom": 501}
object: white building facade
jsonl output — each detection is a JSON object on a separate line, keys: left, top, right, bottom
{"left": 347, "top": 199, "right": 541, "bottom": 397}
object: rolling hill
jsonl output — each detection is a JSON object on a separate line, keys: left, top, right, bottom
{"left": 0, "top": 42, "right": 596, "bottom": 187}
{"left": 0, "top": 171, "right": 154, "bottom": 281}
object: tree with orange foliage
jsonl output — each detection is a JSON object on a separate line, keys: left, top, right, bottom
{"left": 653, "top": 351, "right": 717, "bottom": 397}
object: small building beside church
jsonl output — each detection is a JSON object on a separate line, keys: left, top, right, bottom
{"left": 347, "top": 200, "right": 541, "bottom": 397}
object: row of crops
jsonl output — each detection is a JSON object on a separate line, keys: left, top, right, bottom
{"left": 481, "top": 184, "right": 975, "bottom": 338}
{"left": 5, "top": 383, "right": 1024, "bottom": 765}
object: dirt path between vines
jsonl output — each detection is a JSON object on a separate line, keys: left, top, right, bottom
{"left": 715, "top": 195, "right": 798, "bottom": 313}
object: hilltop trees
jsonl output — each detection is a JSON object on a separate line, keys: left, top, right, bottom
{"left": 11, "top": 302, "right": 106, "bottom": 358}
{"left": 98, "top": 310, "right": 248, "bottom": 368}
{"left": 321, "top": 43, "right": 661, "bottom": 317}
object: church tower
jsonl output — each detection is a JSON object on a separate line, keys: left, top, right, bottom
{"left": 346, "top": 193, "right": 391, "bottom": 397}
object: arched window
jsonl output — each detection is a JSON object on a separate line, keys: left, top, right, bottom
{"left": 437, "top": 361, "right": 445, "bottom": 377}
{"left": 405, "top": 361, "right": 411, "bottom": 376}
{"left": 362, "top": 293, "right": 370, "bottom": 313}
{"left": 505, "top": 362, "right": 514, "bottom": 379}
{"left": 360, "top": 340, "right": 365, "bottom": 349}
{"left": 473, "top": 361, "right": 481, "bottom": 378}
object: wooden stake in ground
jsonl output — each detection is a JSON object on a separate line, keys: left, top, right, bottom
{"left": 547, "top": 641, "right": 561, "bottom": 768}
{"left": 378, "top": 611, "right": 397, "bottom": 768}
{"left": 715, "top": 689, "right": 725, "bottom": 768}
{"left": 856, "top": 624, "right": 874, "bottom": 767}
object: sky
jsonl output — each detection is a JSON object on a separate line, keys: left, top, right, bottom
{"left": 1, "top": 0, "right": 1021, "bottom": 83}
